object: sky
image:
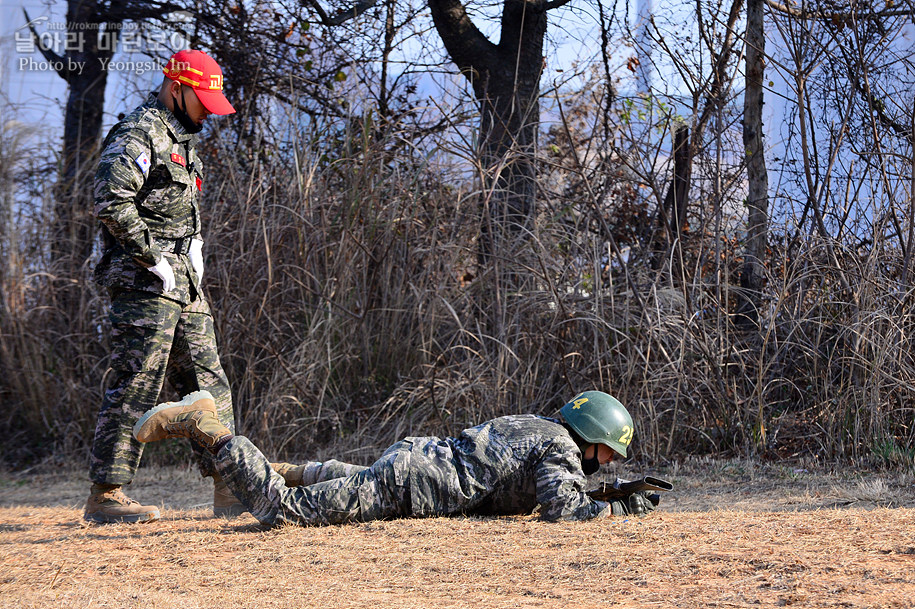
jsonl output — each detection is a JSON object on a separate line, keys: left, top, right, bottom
{"left": 7, "top": 0, "right": 905, "bottom": 221}
{"left": 1, "top": 0, "right": 180, "bottom": 138}
{"left": 0, "top": 0, "right": 645, "bottom": 138}
{"left": 2, "top": 0, "right": 71, "bottom": 129}
{"left": 0, "top": 0, "right": 754, "bottom": 235}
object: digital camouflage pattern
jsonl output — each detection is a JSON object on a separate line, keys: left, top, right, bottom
{"left": 215, "top": 415, "right": 613, "bottom": 526}
{"left": 93, "top": 93, "right": 204, "bottom": 304}
{"left": 89, "top": 93, "right": 233, "bottom": 486}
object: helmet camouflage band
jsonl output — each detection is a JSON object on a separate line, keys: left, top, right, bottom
{"left": 560, "top": 391, "right": 634, "bottom": 458}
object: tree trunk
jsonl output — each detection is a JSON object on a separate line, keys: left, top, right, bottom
{"left": 57, "top": 2, "right": 121, "bottom": 272}
{"left": 428, "top": 0, "right": 546, "bottom": 265}
{"left": 26, "top": 2, "right": 121, "bottom": 282}
{"left": 662, "top": 124, "right": 690, "bottom": 240}
{"left": 737, "top": 0, "right": 769, "bottom": 329}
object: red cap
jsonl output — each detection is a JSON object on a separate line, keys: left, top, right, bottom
{"left": 163, "top": 50, "right": 236, "bottom": 115}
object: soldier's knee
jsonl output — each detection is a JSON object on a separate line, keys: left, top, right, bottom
{"left": 321, "top": 459, "right": 368, "bottom": 481}
{"left": 356, "top": 476, "right": 396, "bottom": 522}
{"left": 356, "top": 467, "right": 410, "bottom": 522}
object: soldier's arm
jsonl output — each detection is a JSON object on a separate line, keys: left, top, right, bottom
{"left": 93, "top": 129, "right": 163, "bottom": 267}
{"left": 533, "top": 442, "right": 610, "bottom": 522}
{"left": 192, "top": 149, "right": 204, "bottom": 189}
{"left": 190, "top": 149, "right": 204, "bottom": 234}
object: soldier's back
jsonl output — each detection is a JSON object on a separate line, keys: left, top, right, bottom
{"left": 404, "top": 415, "right": 575, "bottom": 517}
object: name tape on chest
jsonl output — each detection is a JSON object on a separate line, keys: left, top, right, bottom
{"left": 134, "top": 152, "right": 151, "bottom": 176}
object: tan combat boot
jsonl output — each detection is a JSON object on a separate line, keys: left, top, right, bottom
{"left": 270, "top": 462, "right": 306, "bottom": 487}
{"left": 133, "top": 390, "right": 231, "bottom": 450}
{"left": 84, "top": 484, "right": 160, "bottom": 523}
{"left": 213, "top": 474, "right": 247, "bottom": 518}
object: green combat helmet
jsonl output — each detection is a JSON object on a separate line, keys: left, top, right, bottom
{"left": 560, "top": 391, "right": 634, "bottom": 457}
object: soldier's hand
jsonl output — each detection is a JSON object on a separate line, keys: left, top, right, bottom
{"left": 628, "top": 491, "right": 658, "bottom": 515}
{"left": 609, "top": 492, "right": 658, "bottom": 517}
{"left": 189, "top": 238, "right": 204, "bottom": 282}
{"left": 150, "top": 258, "right": 176, "bottom": 292}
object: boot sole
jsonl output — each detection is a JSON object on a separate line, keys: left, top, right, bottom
{"left": 132, "top": 390, "right": 216, "bottom": 441}
{"left": 213, "top": 504, "right": 249, "bottom": 519}
{"left": 84, "top": 507, "right": 161, "bottom": 524}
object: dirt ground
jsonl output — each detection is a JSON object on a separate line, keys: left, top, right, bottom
{"left": 1, "top": 458, "right": 914, "bottom": 608}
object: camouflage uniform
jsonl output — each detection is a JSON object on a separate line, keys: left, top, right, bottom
{"left": 215, "top": 415, "right": 613, "bottom": 526}
{"left": 89, "top": 93, "right": 235, "bottom": 486}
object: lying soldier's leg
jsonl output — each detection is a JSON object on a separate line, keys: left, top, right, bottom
{"left": 218, "top": 437, "right": 408, "bottom": 526}
{"left": 271, "top": 460, "right": 369, "bottom": 487}
{"left": 134, "top": 392, "right": 410, "bottom": 526}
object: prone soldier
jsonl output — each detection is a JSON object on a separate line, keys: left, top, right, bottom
{"left": 132, "top": 390, "right": 661, "bottom": 525}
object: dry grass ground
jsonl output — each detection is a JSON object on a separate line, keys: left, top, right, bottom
{"left": 2, "top": 460, "right": 915, "bottom": 608}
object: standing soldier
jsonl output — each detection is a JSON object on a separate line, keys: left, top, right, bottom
{"left": 85, "top": 50, "right": 242, "bottom": 523}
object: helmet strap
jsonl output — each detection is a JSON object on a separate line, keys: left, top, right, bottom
{"left": 580, "top": 445, "right": 601, "bottom": 475}
{"left": 562, "top": 422, "right": 601, "bottom": 475}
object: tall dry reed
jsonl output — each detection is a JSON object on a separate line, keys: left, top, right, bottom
{"left": 1, "top": 112, "right": 914, "bottom": 470}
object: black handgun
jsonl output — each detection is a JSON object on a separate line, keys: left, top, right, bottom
{"left": 587, "top": 476, "right": 673, "bottom": 503}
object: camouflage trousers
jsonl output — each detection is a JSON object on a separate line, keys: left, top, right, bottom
{"left": 89, "top": 288, "right": 235, "bottom": 486}
{"left": 215, "top": 436, "right": 411, "bottom": 526}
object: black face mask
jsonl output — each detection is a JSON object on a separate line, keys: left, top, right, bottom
{"left": 581, "top": 448, "right": 601, "bottom": 476}
{"left": 173, "top": 86, "right": 203, "bottom": 134}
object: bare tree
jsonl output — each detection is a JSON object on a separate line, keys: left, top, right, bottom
{"left": 23, "top": 1, "right": 126, "bottom": 275}
{"left": 309, "top": 0, "right": 575, "bottom": 266}
{"left": 428, "top": 0, "right": 560, "bottom": 263}
{"left": 623, "top": 0, "right": 745, "bottom": 270}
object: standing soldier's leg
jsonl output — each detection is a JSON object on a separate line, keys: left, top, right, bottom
{"left": 86, "top": 290, "right": 182, "bottom": 523}
{"left": 216, "top": 437, "right": 411, "bottom": 526}
{"left": 166, "top": 295, "right": 241, "bottom": 516}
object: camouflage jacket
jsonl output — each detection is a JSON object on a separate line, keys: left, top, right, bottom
{"left": 93, "top": 93, "right": 205, "bottom": 303}
{"left": 404, "top": 415, "right": 610, "bottom": 521}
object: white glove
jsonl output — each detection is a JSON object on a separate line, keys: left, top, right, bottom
{"left": 149, "top": 257, "right": 176, "bottom": 292}
{"left": 189, "top": 238, "right": 204, "bottom": 282}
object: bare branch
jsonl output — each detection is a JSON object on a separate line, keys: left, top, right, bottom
{"left": 329, "top": 0, "right": 381, "bottom": 25}
{"left": 427, "top": 0, "right": 497, "bottom": 77}
{"left": 765, "top": 0, "right": 914, "bottom": 21}
{"left": 694, "top": 0, "right": 745, "bottom": 139}
{"left": 300, "top": 0, "right": 333, "bottom": 24}
{"left": 851, "top": 79, "right": 912, "bottom": 142}
{"left": 542, "top": 0, "right": 574, "bottom": 10}
{"left": 68, "top": 1, "right": 199, "bottom": 26}
{"left": 301, "top": 0, "right": 381, "bottom": 26}
{"left": 22, "top": 9, "right": 69, "bottom": 80}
